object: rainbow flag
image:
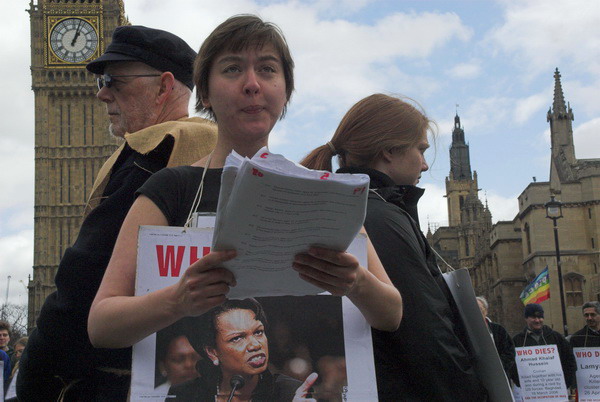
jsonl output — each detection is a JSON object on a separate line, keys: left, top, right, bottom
{"left": 520, "top": 267, "right": 550, "bottom": 305}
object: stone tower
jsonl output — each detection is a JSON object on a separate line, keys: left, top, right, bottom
{"left": 445, "top": 114, "right": 478, "bottom": 227}
{"left": 27, "top": 0, "right": 126, "bottom": 330}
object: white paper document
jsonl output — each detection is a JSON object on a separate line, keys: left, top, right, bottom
{"left": 212, "top": 147, "right": 370, "bottom": 298}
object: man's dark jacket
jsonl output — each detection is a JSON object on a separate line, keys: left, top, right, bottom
{"left": 512, "top": 325, "right": 577, "bottom": 388}
{"left": 570, "top": 326, "right": 600, "bottom": 348}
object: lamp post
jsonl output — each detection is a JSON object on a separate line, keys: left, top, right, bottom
{"left": 545, "top": 195, "right": 568, "bottom": 336}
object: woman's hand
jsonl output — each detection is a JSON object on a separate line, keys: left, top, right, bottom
{"left": 172, "top": 250, "right": 238, "bottom": 317}
{"left": 293, "top": 372, "right": 318, "bottom": 402}
{"left": 293, "top": 247, "right": 365, "bottom": 297}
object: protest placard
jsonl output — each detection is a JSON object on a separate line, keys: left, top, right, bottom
{"left": 130, "top": 225, "right": 377, "bottom": 401}
{"left": 515, "top": 345, "right": 568, "bottom": 401}
{"left": 573, "top": 347, "right": 600, "bottom": 401}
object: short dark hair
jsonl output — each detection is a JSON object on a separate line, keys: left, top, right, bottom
{"left": 583, "top": 301, "right": 600, "bottom": 314}
{"left": 194, "top": 14, "right": 295, "bottom": 120}
{"left": 0, "top": 320, "right": 10, "bottom": 334}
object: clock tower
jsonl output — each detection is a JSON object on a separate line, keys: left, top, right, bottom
{"left": 27, "top": 0, "right": 127, "bottom": 330}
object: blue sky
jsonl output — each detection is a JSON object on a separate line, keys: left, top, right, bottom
{"left": 1, "top": 0, "right": 599, "bottom": 304}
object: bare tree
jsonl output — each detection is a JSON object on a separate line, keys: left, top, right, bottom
{"left": 0, "top": 303, "right": 28, "bottom": 340}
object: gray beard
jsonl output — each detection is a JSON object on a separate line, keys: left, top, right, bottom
{"left": 108, "top": 123, "right": 125, "bottom": 139}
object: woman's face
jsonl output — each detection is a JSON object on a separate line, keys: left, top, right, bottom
{"left": 381, "top": 131, "right": 429, "bottom": 186}
{"left": 203, "top": 44, "right": 287, "bottom": 148}
{"left": 207, "top": 308, "right": 269, "bottom": 378}
{"left": 161, "top": 335, "right": 201, "bottom": 386}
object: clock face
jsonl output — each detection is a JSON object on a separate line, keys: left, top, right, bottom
{"left": 50, "top": 18, "right": 99, "bottom": 64}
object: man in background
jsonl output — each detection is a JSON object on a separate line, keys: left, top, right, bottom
{"left": 512, "top": 303, "right": 577, "bottom": 389}
{"left": 17, "top": 25, "right": 217, "bottom": 401}
{"left": 570, "top": 301, "right": 600, "bottom": 348}
{"left": 476, "top": 296, "right": 516, "bottom": 382}
{"left": 0, "top": 321, "right": 12, "bottom": 360}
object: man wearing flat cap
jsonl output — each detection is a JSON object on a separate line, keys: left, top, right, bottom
{"left": 17, "top": 26, "right": 216, "bottom": 401}
{"left": 511, "top": 303, "right": 577, "bottom": 389}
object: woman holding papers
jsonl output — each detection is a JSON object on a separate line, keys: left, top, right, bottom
{"left": 88, "top": 15, "right": 401, "bottom": 360}
{"left": 302, "top": 94, "right": 486, "bottom": 401}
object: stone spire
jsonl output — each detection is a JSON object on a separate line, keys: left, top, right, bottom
{"left": 552, "top": 68, "right": 567, "bottom": 116}
{"left": 547, "top": 68, "right": 576, "bottom": 192}
{"left": 449, "top": 113, "right": 472, "bottom": 181}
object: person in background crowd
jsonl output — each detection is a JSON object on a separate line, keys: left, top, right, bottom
{"left": 17, "top": 25, "right": 217, "bottom": 401}
{"left": 570, "top": 301, "right": 600, "bottom": 348}
{"left": 9, "top": 337, "right": 27, "bottom": 373}
{"left": 1, "top": 348, "right": 11, "bottom": 394}
{"left": 512, "top": 303, "right": 577, "bottom": 388}
{"left": 301, "top": 94, "right": 486, "bottom": 401}
{"left": 0, "top": 321, "right": 12, "bottom": 360}
{"left": 155, "top": 327, "right": 201, "bottom": 393}
{"left": 476, "top": 296, "right": 517, "bottom": 382}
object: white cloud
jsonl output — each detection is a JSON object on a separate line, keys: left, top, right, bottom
{"left": 0, "top": 230, "right": 33, "bottom": 305}
{"left": 485, "top": 191, "right": 519, "bottom": 222}
{"left": 419, "top": 183, "right": 449, "bottom": 232}
{"left": 515, "top": 91, "right": 550, "bottom": 124}
{"left": 0, "top": 138, "right": 34, "bottom": 211}
{"left": 463, "top": 97, "right": 513, "bottom": 134}
{"left": 488, "top": 0, "right": 600, "bottom": 77}
{"left": 574, "top": 118, "right": 600, "bottom": 159}
{"left": 448, "top": 61, "right": 481, "bottom": 79}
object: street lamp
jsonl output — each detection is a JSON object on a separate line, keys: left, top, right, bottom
{"left": 545, "top": 195, "right": 568, "bottom": 336}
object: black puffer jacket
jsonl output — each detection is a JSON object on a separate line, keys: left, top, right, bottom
{"left": 338, "top": 167, "right": 486, "bottom": 402}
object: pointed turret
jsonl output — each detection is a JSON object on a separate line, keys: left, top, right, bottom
{"left": 547, "top": 68, "right": 576, "bottom": 191}
{"left": 449, "top": 113, "right": 472, "bottom": 181}
{"left": 552, "top": 68, "right": 567, "bottom": 116}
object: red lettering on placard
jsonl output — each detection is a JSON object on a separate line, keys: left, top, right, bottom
{"left": 353, "top": 187, "right": 365, "bottom": 195}
{"left": 516, "top": 349, "right": 533, "bottom": 356}
{"left": 535, "top": 347, "right": 555, "bottom": 354}
{"left": 260, "top": 152, "right": 269, "bottom": 159}
{"left": 252, "top": 168, "right": 264, "bottom": 177}
{"left": 189, "top": 246, "right": 211, "bottom": 264}
{"left": 320, "top": 173, "right": 330, "bottom": 180}
{"left": 156, "top": 245, "right": 186, "bottom": 277}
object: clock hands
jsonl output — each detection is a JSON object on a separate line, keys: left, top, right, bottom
{"left": 71, "top": 19, "right": 83, "bottom": 47}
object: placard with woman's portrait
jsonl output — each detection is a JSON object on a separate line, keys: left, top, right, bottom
{"left": 131, "top": 226, "right": 377, "bottom": 401}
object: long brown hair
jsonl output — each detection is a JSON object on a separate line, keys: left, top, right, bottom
{"left": 301, "top": 94, "right": 436, "bottom": 172}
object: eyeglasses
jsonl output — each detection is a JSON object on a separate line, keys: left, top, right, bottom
{"left": 96, "top": 73, "right": 161, "bottom": 90}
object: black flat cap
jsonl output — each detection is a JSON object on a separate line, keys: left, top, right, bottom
{"left": 86, "top": 25, "right": 196, "bottom": 90}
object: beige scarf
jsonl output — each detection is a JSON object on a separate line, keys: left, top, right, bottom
{"left": 83, "top": 117, "right": 217, "bottom": 217}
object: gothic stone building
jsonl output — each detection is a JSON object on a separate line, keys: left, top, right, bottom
{"left": 430, "top": 69, "right": 600, "bottom": 336}
{"left": 27, "top": 0, "right": 127, "bottom": 330}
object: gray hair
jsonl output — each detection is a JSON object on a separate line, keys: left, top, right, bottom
{"left": 476, "top": 296, "right": 488, "bottom": 311}
{"left": 582, "top": 301, "right": 600, "bottom": 314}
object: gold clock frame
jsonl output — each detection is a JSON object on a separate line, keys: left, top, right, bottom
{"left": 45, "top": 14, "right": 103, "bottom": 68}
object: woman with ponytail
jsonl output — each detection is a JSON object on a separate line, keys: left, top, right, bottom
{"left": 301, "top": 94, "right": 486, "bottom": 401}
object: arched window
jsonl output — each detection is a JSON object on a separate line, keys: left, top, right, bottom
{"left": 564, "top": 273, "right": 584, "bottom": 307}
